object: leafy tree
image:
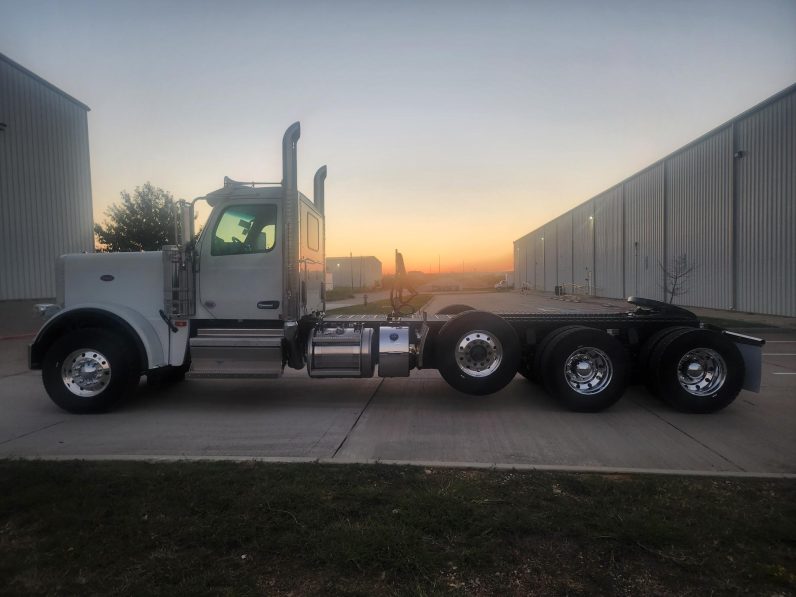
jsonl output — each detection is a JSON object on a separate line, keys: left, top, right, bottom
{"left": 94, "top": 183, "right": 177, "bottom": 251}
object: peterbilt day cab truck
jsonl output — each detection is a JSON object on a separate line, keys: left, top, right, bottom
{"left": 29, "top": 123, "right": 764, "bottom": 414}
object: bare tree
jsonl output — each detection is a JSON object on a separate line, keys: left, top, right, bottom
{"left": 660, "top": 254, "right": 695, "bottom": 304}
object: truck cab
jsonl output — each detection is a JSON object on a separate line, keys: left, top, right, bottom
{"left": 30, "top": 122, "right": 329, "bottom": 410}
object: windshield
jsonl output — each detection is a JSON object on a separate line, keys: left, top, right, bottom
{"left": 211, "top": 204, "right": 277, "bottom": 256}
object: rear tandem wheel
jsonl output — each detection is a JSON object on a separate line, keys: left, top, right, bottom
{"left": 647, "top": 328, "right": 744, "bottom": 413}
{"left": 517, "top": 325, "right": 582, "bottom": 383}
{"left": 637, "top": 326, "right": 694, "bottom": 393}
{"left": 537, "top": 326, "right": 630, "bottom": 412}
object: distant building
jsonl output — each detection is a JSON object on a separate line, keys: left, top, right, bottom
{"left": 0, "top": 53, "right": 93, "bottom": 300}
{"left": 514, "top": 84, "right": 796, "bottom": 317}
{"left": 327, "top": 256, "right": 382, "bottom": 289}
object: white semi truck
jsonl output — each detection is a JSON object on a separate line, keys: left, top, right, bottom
{"left": 29, "top": 123, "right": 763, "bottom": 414}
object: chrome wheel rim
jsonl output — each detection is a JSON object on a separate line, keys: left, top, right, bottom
{"left": 564, "top": 347, "right": 613, "bottom": 395}
{"left": 61, "top": 348, "right": 112, "bottom": 398}
{"left": 455, "top": 330, "right": 503, "bottom": 377}
{"left": 677, "top": 348, "right": 726, "bottom": 396}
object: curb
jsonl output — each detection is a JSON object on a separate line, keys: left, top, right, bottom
{"left": 5, "top": 454, "right": 795, "bottom": 479}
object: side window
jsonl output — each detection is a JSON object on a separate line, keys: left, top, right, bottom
{"left": 307, "top": 213, "right": 320, "bottom": 251}
{"left": 211, "top": 204, "right": 277, "bottom": 256}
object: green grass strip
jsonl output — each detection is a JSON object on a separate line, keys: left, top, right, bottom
{"left": 1, "top": 461, "right": 793, "bottom": 595}
{"left": 326, "top": 294, "right": 432, "bottom": 315}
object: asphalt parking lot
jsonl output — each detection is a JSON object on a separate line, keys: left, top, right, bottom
{"left": 1, "top": 292, "right": 794, "bottom": 476}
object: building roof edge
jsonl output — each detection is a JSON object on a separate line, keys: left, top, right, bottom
{"left": 0, "top": 52, "right": 91, "bottom": 112}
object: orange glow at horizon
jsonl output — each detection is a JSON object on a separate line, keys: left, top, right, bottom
{"left": 321, "top": 184, "right": 561, "bottom": 276}
{"left": 98, "top": 174, "right": 578, "bottom": 276}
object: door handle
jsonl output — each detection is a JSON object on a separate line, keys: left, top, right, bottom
{"left": 257, "top": 301, "right": 280, "bottom": 310}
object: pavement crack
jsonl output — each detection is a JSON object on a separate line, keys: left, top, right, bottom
{"left": 331, "top": 378, "right": 384, "bottom": 459}
{"left": 631, "top": 397, "right": 746, "bottom": 472}
{"left": 0, "top": 420, "right": 66, "bottom": 447}
{"left": 0, "top": 371, "right": 31, "bottom": 379}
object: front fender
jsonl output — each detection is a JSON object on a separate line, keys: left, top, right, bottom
{"left": 29, "top": 303, "right": 167, "bottom": 370}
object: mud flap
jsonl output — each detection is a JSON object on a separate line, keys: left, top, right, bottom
{"left": 723, "top": 331, "right": 764, "bottom": 393}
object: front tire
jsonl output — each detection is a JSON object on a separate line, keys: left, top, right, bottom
{"left": 42, "top": 328, "right": 139, "bottom": 413}
{"left": 436, "top": 311, "right": 520, "bottom": 395}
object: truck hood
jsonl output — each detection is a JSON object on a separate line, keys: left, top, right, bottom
{"left": 61, "top": 251, "right": 165, "bottom": 317}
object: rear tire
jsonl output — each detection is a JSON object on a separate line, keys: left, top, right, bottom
{"left": 539, "top": 327, "right": 629, "bottom": 412}
{"left": 42, "top": 328, "right": 139, "bottom": 413}
{"left": 648, "top": 328, "right": 744, "bottom": 413}
{"left": 436, "top": 311, "right": 520, "bottom": 395}
{"left": 532, "top": 325, "right": 583, "bottom": 381}
{"left": 637, "top": 326, "right": 694, "bottom": 393}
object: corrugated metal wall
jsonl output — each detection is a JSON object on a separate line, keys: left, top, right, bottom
{"left": 572, "top": 201, "right": 594, "bottom": 290}
{"left": 514, "top": 84, "right": 796, "bottom": 316}
{"left": 526, "top": 234, "right": 535, "bottom": 289}
{"left": 735, "top": 92, "right": 796, "bottom": 317}
{"left": 665, "top": 127, "right": 733, "bottom": 309}
{"left": 534, "top": 233, "right": 544, "bottom": 290}
{"left": 556, "top": 213, "right": 573, "bottom": 287}
{"left": 514, "top": 234, "right": 531, "bottom": 289}
{"left": 594, "top": 186, "right": 624, "bottom": 298}
{"left": 623, "top": 164, "right": 664, "bottom": 300}
{"left": 543, "top": 222, "right": 558, "bottom": 290}
{"left": 0, "top": 55, "right": 93, "bottom": 300}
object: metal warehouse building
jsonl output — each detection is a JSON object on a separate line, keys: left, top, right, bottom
{"left": 514, "top": 84, "right": 796, "bottom": 317}
{"left": 0, "top": 53, "right": 93, "bottom": 300}
{"left": 327, "top": 256, "right": 383, "bottom": 289}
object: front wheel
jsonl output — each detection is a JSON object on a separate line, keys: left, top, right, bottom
{"left": 42, "top": 328, "right": 139, "bottom": 413}
{"left": 436, "top": 311, "right": 520, "bottom": 395}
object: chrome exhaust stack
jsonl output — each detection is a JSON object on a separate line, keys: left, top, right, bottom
{"left": 281, "top": 122, "right": 301, "bottom": 321}
{"left": 313, "top": 165, "right": 327, "bottom": 214}
{"left": 282, "top": 122, "right": 300, "bottom": 191}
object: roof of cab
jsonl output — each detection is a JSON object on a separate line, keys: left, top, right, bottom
{"left": 203, "top": 184, "right": 283, "bottom": 207}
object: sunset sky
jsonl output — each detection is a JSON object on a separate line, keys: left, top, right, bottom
{"left": 3, "top": 0, "right": 795, "bottom": 274}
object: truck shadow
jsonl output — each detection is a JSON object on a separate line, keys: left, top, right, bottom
{"left": 119, "top": 373, "right": 665, "bottom": 416}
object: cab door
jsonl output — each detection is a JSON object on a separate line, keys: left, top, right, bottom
{"left": 198, "top": 202, "right": 282, "bottom": 320}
